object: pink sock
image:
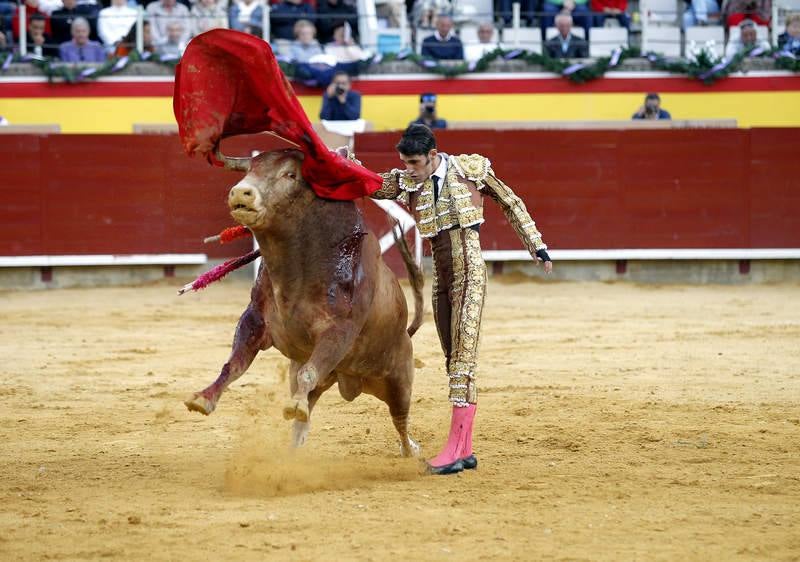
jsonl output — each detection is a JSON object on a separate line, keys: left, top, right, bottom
{"left": 428, "top": 404, "right": 476, "bottom": 467}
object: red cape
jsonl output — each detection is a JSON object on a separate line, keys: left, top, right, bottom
{"left": 173, "top": 29, "right": 381, "bottom": 200}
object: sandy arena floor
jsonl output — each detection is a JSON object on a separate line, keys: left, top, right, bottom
{"left": 0, "top": 276, "right": 798, "bottom": 561}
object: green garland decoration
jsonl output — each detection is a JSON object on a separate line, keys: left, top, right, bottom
{"left": 0, "top": 49, "right": 178, "bottom": 84}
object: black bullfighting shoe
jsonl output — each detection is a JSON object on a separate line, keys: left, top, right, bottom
{"left": 426, "top": 459, "right": 465, "bottom": 475}
{"left": 461, "top": 454, "right": 478, "bottom": 470}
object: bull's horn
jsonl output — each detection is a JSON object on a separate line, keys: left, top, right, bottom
{"left": 215, "top": 149, "right": 252, "bottom": 172}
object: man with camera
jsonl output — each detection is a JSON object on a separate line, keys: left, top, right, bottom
{"left": 632, "top": 92, "right": 672, "bottom": 121}
{"left": 410, "top": 92, "right": 447, "bottom": 129}
{"left": 320, "top": 71, "right": 362, "bottom": 121}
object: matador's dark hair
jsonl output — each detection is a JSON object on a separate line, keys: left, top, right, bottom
{"left": 396, "top": 124, "right": 437, "bottom": 156}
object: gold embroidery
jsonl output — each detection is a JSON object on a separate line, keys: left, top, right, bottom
{"left": 443, "top": 228, "right": 486, "bottom": 406}
{"left": 483, "top": 169, "right": 547, "bottom": 253}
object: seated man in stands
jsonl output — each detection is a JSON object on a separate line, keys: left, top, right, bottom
{"left": 289, "top": 18, "right": 323, "bottom": 62}
{"left": 632, "top": 93, "right": 671, "bottom": 120}
{"left": 721, "top": 0, "right": 771, "bottom": 27}
{"left": 421, "top": 14, "right": 464, "bottom": 60}
{"left": 320, "top": 70, "right": 362, "bottom": 120}
{"left": 26, "top": 13, "right": 59, "bottom": 58}
{"left": 542, "top": 0, "right": 591, "bottom": 39}
{"left": 725, "top": 18, "right": 770, "bottom": 58}
{"left": 409, "top": 92, "right": 447, "bottom": 129}
{"left": 51, "top": 0, "right": 99, "bottom": 46}
{"left": 270, "top": 0, "right": 315, "bottom": 41}
{"left": 156, "top": 21, "right": 187, "bottom": 57}
{"left": 191, "top": 0, "right": 228, "bottom": 37}
{"left": 59, "top": 16, "right": 105, "bottom": 62}
{"left": 778, "top": 12, "right": 800, "bottom": 55}
{"left": 544, "top": 12, "right": 588, "bottom": 58}
{"left": 464, "top": 22, "right": 503, "bottom": 63}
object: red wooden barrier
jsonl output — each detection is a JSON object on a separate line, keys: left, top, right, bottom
{"left": 1, "top": 129, "right": 798, "bottom": 263}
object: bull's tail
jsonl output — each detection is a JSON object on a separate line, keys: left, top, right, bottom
{"left": 392, "top": 223, "right": 424, "bottom": 337}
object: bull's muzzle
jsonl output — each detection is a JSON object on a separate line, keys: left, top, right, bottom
{"left": 228, "top": 185, "right": 262, "bottom": 226}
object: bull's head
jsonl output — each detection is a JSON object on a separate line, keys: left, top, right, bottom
{"left": 220, "top": 149, "right": 308, "bottom": 231}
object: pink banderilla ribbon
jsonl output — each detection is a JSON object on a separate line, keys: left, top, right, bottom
{"left": 178, "top": 250, "right": 261, "bottom": 295}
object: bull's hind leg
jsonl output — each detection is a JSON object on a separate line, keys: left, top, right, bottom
{"left": 185, "top": 301, "right": 271, "bottom": 415}
{"left": 364, "top": 352, "right": 419, "bottom": 457}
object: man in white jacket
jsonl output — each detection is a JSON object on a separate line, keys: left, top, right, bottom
{"left": 98, "top": 0, "right": 137, "bottom": 48}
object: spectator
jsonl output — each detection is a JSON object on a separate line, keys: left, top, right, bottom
{"left": 721, "top": 0, "right": 771, "bottom": 27}
{"left": 13, "top": 0, "right": 52, "bottom": 40}
{"left": 421, "top": 14, "right": 463, "bottom": 60}
{"left": 289, "top": 18, "right": 322, "bottom": 62}
{"left": 146, "top": 0, "right": 191, "bottom": 46}
{"left": 683, "top": 0, "right": 721, "bottom": 27}
{"left": 632, "top": 93, "right": 671, "bottom": 120}
{"left": 496, "top": 0, "right": 537, "bottom": 26}
{"left": 376, "top": 0, "right": 407, "bottom": 27}
{"left": 542, "top": 0, "right": 591, "bottom": 39}
{"left": 544, "top": 12, "right": 589, "bottom": 58}
{"left": 325, "top": 21, "right": 367, "bottom": 63}
{"left": 316, "top": 0, "right": 358, "bottom": 44}
{"left": 52, "top": 0, "right": 99, "bottom": 45}
{"left": 156, "top": 20, "right": 186, "bottom": 56}
{"left": 270, "top": 0, "right": 314, "bottom": 41}
{"left": 464, "top": 22, "right": 502, "bottom": 63}
{"left": 229, "top": 0, "right": 264, "bottom": 35}
{"left": 725, "top": 18, "right": 770, "bottom": 58}
{"left": 778, "top": 13, "right": 800, "bottom": 55}
{"left": 59, "top": 17, "right": 105, "bottom": 61}
{"left": 320, "top": 70, "right": 361, "bottom": 120}
{"left": 114, "top": 20, "right": 156, "bottom": 56}
{"left": 414, "top": 0, "right": 451, "bottom": 28}
{"left": 192, "top": 0, "right": 227, "bottom": 35}
{"left": 409, "top": 92, "right": 447, "bottom": 129}
{"left": 0, "top": 2, "right": 12, "bottom": 45}
{"left": 26, "top": 13, "right": 58, "bottom": 57}
{"left": 592, "top": 0, "right": 630, "bottom": 28}
{"left": 98, "top": 0, "right": 137, "bottom": 48}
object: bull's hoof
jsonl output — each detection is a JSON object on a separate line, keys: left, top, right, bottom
{"left": 400, "top": 437, "right": 421, "bottom": 458}
{"left": 184, "top": 393, "right": 216, "bottom": 416}
{"left": 282, "top": 397, "right": 309, "bottom": 422}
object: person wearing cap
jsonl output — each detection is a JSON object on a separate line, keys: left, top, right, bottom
{"left": 410, "top": 93, "right": 447, "bottom": 129}
{"left": 364, "top": 124, "right": 552, "bottom": 475}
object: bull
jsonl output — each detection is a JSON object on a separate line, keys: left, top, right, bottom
{"left": 184, "top": 148, "right": 424, "bottom": 456}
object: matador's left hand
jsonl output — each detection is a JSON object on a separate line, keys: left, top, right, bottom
{"left": 535, "top": 249, "right": 553, "bottom": 274}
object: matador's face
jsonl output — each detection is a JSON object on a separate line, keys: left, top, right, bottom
{"left": 398, "top": 149, "right": 438, "bottom": 184}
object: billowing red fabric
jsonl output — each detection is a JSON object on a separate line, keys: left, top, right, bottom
{"left": 173, "top": 29, "right": 381, "bottom": 200}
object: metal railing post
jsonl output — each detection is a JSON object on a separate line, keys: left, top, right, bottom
{"left": 136, "top": 6, "right": 144, "bottom": 53}
{"left": 19, "top": 4, "right": 27, "bottom": 57}
{"left": 512, "top": 2, "right": 520, "bottom": 47}
{"left": 262, "top": 4, "right": 270, "bottom": 42}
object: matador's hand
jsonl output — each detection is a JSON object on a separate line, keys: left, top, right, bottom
{"left": 535, "top": 249, "right": 553, "bottom": 274}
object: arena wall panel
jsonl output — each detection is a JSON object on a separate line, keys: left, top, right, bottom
{"left": 1, "top": 129, "right": 798, "bottom": 264}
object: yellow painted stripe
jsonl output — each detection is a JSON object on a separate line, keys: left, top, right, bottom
{"left": 2, "top": 91, "right": 799, "bottom": 132}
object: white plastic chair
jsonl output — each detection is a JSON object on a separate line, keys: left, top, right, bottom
{"left": 501, "top": 27, "right": 543, "bottom": 52}
{"left": 644, "top": 25, "right": 682, "bottom": 56}
{"left": 588, "top": 26, "right": 630, "bottom": 56}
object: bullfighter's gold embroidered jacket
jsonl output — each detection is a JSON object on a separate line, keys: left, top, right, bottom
{"left": 371, "top": 153, "right": 547, "bottom": 255}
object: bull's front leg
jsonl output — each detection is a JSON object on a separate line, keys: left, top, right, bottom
{"left": 185, "top": 302, "right": 272, "bottom": 415}
{"left": 282, "top": 322, "right": 357, "bottom": 423}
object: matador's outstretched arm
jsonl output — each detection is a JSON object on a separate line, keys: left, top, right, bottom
{"left": 482, "top": 170, "right": 552, "bottom": 269}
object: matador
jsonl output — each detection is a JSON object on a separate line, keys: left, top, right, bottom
{"left": 369, "top": 124, "right": 552, "bottom": 475}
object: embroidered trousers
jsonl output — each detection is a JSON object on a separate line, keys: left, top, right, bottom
{"left": 431, "top": 227, "right": 487, "bottom": 407}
